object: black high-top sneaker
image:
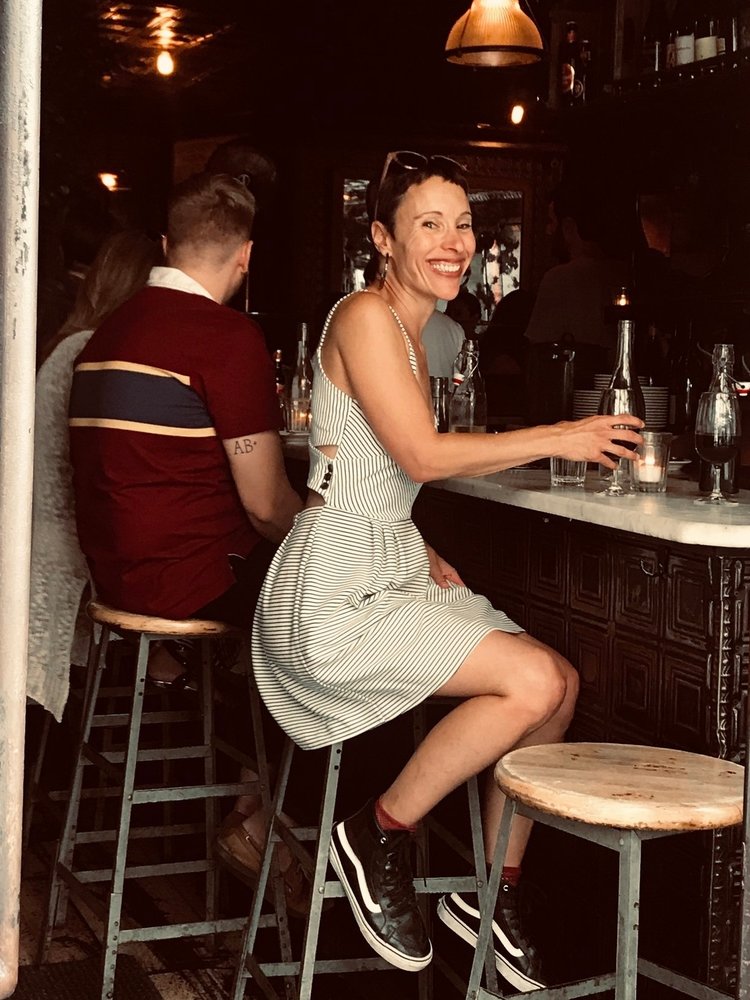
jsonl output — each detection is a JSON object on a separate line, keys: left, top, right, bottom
{"left": 437, "top": 880, "right": 545, "bottom": 992}
{"left": 329, "top": 800, "right": 432, "bottom": 972}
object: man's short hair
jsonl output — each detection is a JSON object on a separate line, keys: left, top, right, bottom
{"left": 166, "top": 172, "right": 255, "bottom": 261}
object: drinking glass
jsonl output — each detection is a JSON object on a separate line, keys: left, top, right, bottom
{"left": 693, "top": 390, "right": 740, "bottom": 505}
{"left": 596, "top": 387, "right": 643, "bottom": 497}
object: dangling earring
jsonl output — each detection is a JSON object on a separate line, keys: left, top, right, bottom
{"left": 379, "top": 253, "right": 390, "bottom": 289}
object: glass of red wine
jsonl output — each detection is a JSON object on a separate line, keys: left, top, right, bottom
{"left": 596, "top": 387, "right": 642, "bottom": 497}
{"left": 694, "top": 390, "right": 740, "bottom": 505}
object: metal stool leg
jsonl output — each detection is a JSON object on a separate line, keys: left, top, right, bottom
{"left": 101, "top": 632, "right": 150, "bottom": 1000}
{"left": 23, "top": 707, "right": 53, "bottom": 852}
{"left": 39, "top": 624, "right": 110, "bottom": 960}
{"left": 466, "top": 797, "right": 516, "bottom": 1000}
{"left": 614, "top": 831, "right": 641, "bottom": 1000}
{"left": 297, "top": 742, "right": 343, "bottom": 1000}
{"left": 231, "top": 735, "right": 296, "bottom": 1000}
{"left": 201, "top": 638, "right": 218, "bottom": 934}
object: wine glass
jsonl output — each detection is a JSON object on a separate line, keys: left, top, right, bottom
{"left": 596, "top": 388, "right": 643, "bottom": 497}
{"left": 693, "top": 390, "right": 740, "bottom": 505}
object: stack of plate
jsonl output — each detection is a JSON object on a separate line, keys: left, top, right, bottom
{"left": 593, "top": 374, "right": 648, "bottom": 391}
{"left": 642, "top": 386, "right": 668, "bottom": 429}
{"left": 572, "top": 390, "right": 602, "bottom": 419}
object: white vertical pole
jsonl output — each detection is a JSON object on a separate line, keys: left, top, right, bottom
{"left": 0, "top": 0, "right": 42, "bottom": 993}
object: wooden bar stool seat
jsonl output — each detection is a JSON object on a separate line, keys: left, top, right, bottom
{"left": 40, "top": 600, "right": 272, "bottom": 1000}
{"left": 497, "top": 743, "right": 744, "bottom": 831}
{"left": 466, "top": 742, "right": 744, "bottom": 1000}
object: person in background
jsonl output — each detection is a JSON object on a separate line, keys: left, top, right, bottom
{"left": 253, "top": 152, "right": 642, "bottom": 985}
{"left": 68, "top": 172, "right": 305, "bottom": 910}
{"left": 445, "top": 284, "right": 482, "bottom": 341}
{"left": 524, "top": 182, "right": 627, "bottom": 378}
{"left": 364, "top": 253, "right": 464, "bottom": 379}
{"left": 28, "top": 230, "right": 160, "bottom": 726}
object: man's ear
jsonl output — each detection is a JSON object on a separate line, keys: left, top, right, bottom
{"left": 240, "top": 240, "right": 253, "bottom": 270}
{"left": 161, "top": 235, "right": 168, "bottom": 257}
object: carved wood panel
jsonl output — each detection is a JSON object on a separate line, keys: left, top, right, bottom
{"left": 610, "top": 635, "right": 661, "bottom": 741}
{"left": 662, "top": 651, "right": 709, "bottom": 751}
{"left": 526, "top": 604, "right": 567, "bottom": 657}
{"left": 570, "top": 525, "right": 611, "bottom": 620}
{"left": 613, "top": 542, "right": 663, "bottom": 633}
{"left": 491, "top": 506, "right": 529, "bottom": 596}
{"left": 568, "top": 618, "right": 610, "bottom": 732}
{"left": 665, "top": 553, "right": 710, "bottom": 652}
{"left": 527, "top": 514, "right": 568, "bottom": 605}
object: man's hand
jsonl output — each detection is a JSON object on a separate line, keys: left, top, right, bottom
{"left": 224, "top": 431, "right": 302, "bottom": 543}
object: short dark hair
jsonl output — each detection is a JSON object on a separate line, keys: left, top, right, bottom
{"left": 368, "top": 155, "right": 469, "bottom": 236}
{"left": 166, "top": 172, "right": 255, "bottom": 257}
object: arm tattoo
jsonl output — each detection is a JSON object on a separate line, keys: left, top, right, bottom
{"left": 234, "top": 438, "right": 256, "bottom": 455}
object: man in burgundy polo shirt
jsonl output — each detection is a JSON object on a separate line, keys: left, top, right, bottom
{"left": 69, "top": 171, "right": 302, "bottom": 684}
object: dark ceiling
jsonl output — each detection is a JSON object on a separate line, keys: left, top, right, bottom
{"left": 42, "top": 0, "right": 554, "bottom": 143}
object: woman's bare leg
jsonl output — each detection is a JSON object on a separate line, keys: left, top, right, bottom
{"left": 379, "top": 631, "right": 579, "bottom": 867}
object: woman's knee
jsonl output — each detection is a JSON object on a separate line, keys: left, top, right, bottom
{"left": 514, "top": 647, "right": 570, "bottom": 723}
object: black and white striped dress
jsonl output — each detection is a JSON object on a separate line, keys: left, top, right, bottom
{"left": 252, "top": 296, "right": 523, "bottom": 751}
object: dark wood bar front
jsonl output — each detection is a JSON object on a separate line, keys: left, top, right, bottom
{"left": 408, "top": 469, "right": 749, "bottom": 993}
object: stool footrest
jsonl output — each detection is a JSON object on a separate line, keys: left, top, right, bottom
{"left": 119, "top": 916, "right": 248, "bottom": 943}
{"left": 69, "top": 858, "right": 210, "bottom": 883}
{"left": 639, "top": 960, "right": 732, "bottom": 1000}
{"left": 245, "top": 955, "right": 394, "bottom": 979}
{"left": 133, "top": 780, "right": 255, "bottom": 804}
{"left": 75, "top": 821, "right": 204, "bottom": 844}
{"left": 91, "top": 709, "right": 199, "bottom": 727}
{"left": 478, "top": 973, "right": 618, "bottom": 1000}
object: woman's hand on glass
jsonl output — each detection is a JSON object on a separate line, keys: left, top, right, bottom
{"left": 555, "top": 414, "right": 644, "bottom": 469}
{"left": 425, "top": 543, "right": 465, "bottom": 590}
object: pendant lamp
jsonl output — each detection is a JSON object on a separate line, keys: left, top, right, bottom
{"left": 445, "top": 0, "right": 544, "bottom": 68}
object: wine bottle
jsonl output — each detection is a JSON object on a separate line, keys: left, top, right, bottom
{"left": 274, "top": 348, "right": 288, "bottom": 430}
{"left": 560, "top": 21, "right": 580, "bottom": 107}
{"left": 289, "top": 322, "right": 313, "bottom": 432}
{"left": 716, "top": 0, "right": 739, "bottom": 53}
{"left": 642, "top": 0, "right": 668, "bottom": 73}
{"left": 695, "top": 12, "right": 719, "bottom": 59}
{"left": 449, "top": 341, "right": 487, "bottom": 433}
{"left": 674, "top": 0, "right": 696, "bottom": 64}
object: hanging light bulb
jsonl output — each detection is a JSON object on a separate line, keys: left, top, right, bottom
{"left": 445, "top": 0, "right": 544, "bottom": 68}
{"left": 510, "top": 103, "right": 525, "bottom": 124}
{"left": 156, "top": 49, "right": 175, "bottom": 75}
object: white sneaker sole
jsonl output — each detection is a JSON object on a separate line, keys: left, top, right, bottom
{"left": 328, "top": 832, "right": 432, "bottom": 972}
{"left": 436, "top": 896, "right": 544, "bottom": 993}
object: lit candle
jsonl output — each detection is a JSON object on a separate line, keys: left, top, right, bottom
{"left": 637, "top": 454, "right": 663, "bottom": 483}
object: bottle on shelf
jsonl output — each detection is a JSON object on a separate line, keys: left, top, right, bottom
{"left": 559, "top": 21, "right": 580, "bottom": 107}
{"left": 698, "top": 343, "right": 740, "bottom": 495}
{"left": 666, "top": 324, "right": 696, "bottom": 434}
{"left": 288, "top": 322, "right": 313, "bottom": 433}
{"left": 449, "top": 341, "right": 487, "bottom": 433}
{"left": 674, "top": 0, "right": 696, "bottom": 65}
{"left": 578, "top": 38, "right": 592, "bottom": 101}
{"left": 716, "top": 0, "right": 739, "bottom": 54}
{"left": 273, "top": 348, "right": 288, "bottom": 431}
{"left": 642, "top": 0, "right": 668, "bottom": 74}
{"left": 695, "top": 11, "right": 719, "bottom": 60}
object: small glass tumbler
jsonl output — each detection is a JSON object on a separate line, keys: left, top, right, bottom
{"left": 430, "top": 376, "right": 449, "bottom": 433}
{"left": 550, "top": 457, "right": 587, "bottom": 488}
{"left": 631, "top": 431, "right": 672, "bottom": 493}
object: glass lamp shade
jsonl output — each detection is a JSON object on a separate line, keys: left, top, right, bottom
{"left": 445, "top": 0, "right": 544, "bottom": 67}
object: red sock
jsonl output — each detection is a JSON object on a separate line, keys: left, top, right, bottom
{"left": 502, "top": 865, "right": 522, "bottom": 887}
{"left": 374, "top": 796, "right": 417, "bottom": 833}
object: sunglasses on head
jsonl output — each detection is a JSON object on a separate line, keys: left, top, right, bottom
{"left": 372, "top": 150, "right": 466, "bottom": 225}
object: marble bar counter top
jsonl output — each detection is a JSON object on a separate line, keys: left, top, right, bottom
{"left": 428, "top": 468, "right": 750, "bottom": 549}
{"left": 281, "top": 436, "right": 750, "bottom": 549}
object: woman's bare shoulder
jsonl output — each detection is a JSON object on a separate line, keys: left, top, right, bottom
{"left": 331, "top": 289, "right": 392, "bottom": 330}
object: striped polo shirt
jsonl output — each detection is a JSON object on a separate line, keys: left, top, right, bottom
{"left": 69, "top": 267, "right": 279, "bottom": 619}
